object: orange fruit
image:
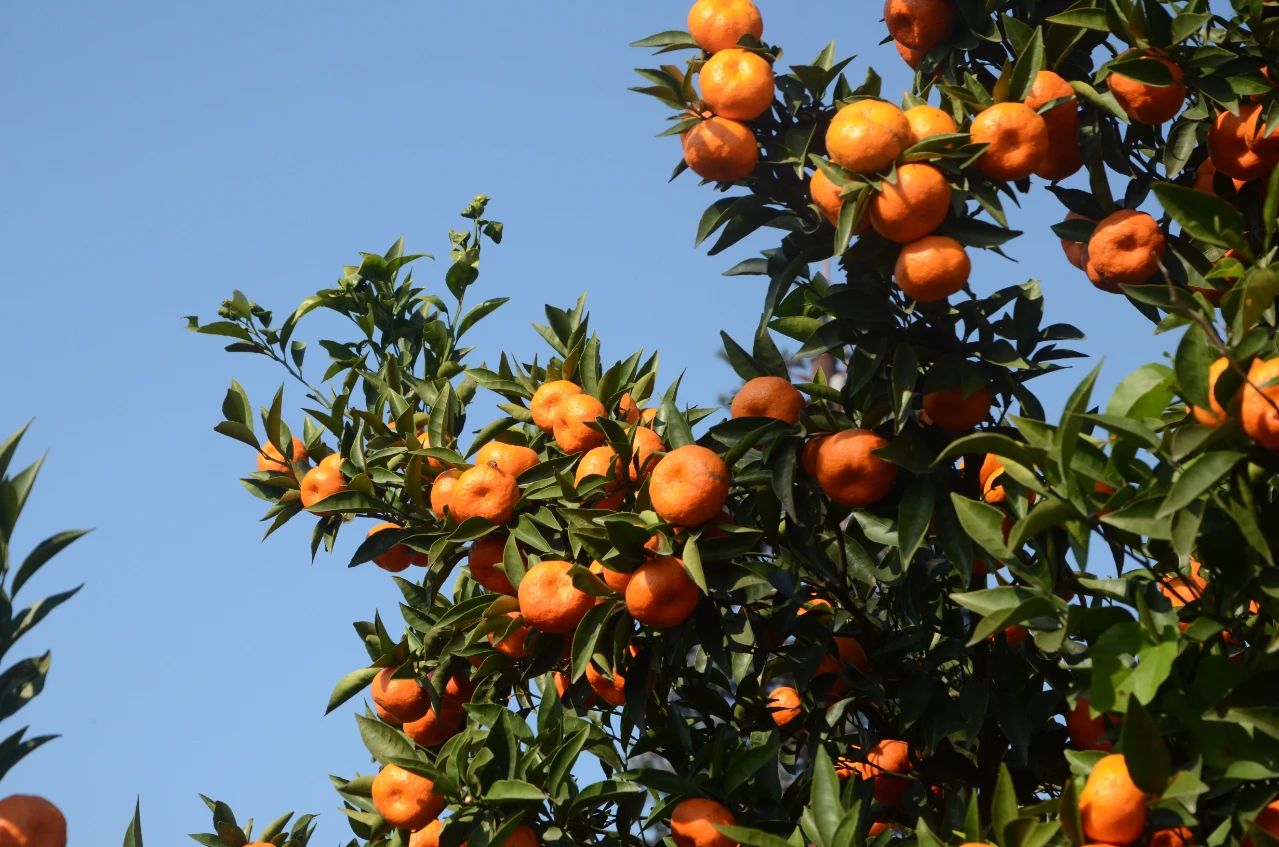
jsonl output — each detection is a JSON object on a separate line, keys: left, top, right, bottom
{"left": 1079, "top": 754, "right": 1148, "bottom": 845}
{"left": 684, "top": 118, "right": 759, "bottom": 182}
{"left": 1150, "top": 828, "right": 1193, "bottom": 847}
{"left": 619, "top": 393, "right": 643, "bottom": 422}
{"left": 553, "top": 393, "right": 608, "bottom": 454}
{"left": 371, "top": 764, "right": 445, "bottom": 831}
{"left": 670, "top": 798, "right": 737, "bottom": 847}
{"left": 883, "top": 0, "right": 956, "bottom": 51}
{"left": 590, "top": 560, "right": 634, "bottom": 593}
{"left": 371, "top": 666, "right": 430, "bottom": 722}
{"left": 468, "top": 534, "right": 517, "bottom": 594}
{"left": 922, "top": 384, "right": 992, "bottom": 431}
{"left": 575, "top": 445, "right": 627, "bottom": 509}
{"left": 257, "top": 437, "right": 307, "bottom": 474}
{"left": 649, "top": 445, "right": 732, "bottom": 527}
{"left": 403, "top": 430, "right": 446, "bottom": 471}
{"left": 517, "top": 560, "right": 594, "bottom": 633}
{"left": 1060, "top": 211, "right": 1093, "bottom": 269}
{"left": 904, "top": 104, "right": 957, "bottom": 144}
{"left": 800, "top": 435, "right": 829, "bottom": 476}
{"left": 894, "top": 235, "right": 970, "bottom": 302}
{"left": 317, "top": 452, "right": 343, "bottom": 472}
{"left": 767, "top": 686, "right": 802, "bottom": 727}
{"left": 810, "top": 169, "right": 845, "bottom": 225}
{"left": 1066, "top": 696, "right": 1115, "bottom": 751}
{"left": 816, "top": 633, "right": 871, "bottom": 679}
{"left": 865, "top": 739, "right": 913, "bottom": 807}
{"left": 530, "top": 380, "right": 582, "bottom": 433}
{"left": 1246, "top": 799, "right": 1279, "bottom": 847}
{"left": 730, "top": 376, "right": 805, "bottom": 424}
{"left": 1191, "top": 357, "right": 1234, "bottom": 427}
{"left": 895, "top": 39, "right": 928, "bottom": 69}
{"left": 450, "top": 465, "right": 520, "bottom": 525}
{"left": 430, "top": 468, "right": 462, "bottom": 520}
{"left": 626, "top": 556, "right": 701, "bottom": 629}
{"left": 476, "top": 441, "right": 539, "bottom": 479}
{"left": 627, "top": 426, "right": 666, "bottom": 481}
{"left": 489, "top": 611, "right": 532, "bottom": 659}
{"left": 1242, "top": 357, "right": 1279, "bottom": 449}
{"left": 970, "top": 102, "right": 1049, "bottom": 181}
{"left": 0, "top": 795, "right": 67, "bottom": 847}
{"left": 374, "top": 701, "right": 400, "bottom": 725}
{"left": 1002, "top": 625, "right": 1029, "bottom": 648}
{"left": 1193, "top": 158, "right": 1249, "bottom": 195}
{"left": 409, "top": 820, "right": 444, "bottom": 847}
{"left": 687, "top": 0, "right": 764, "bottom": 53}
{"left": 1083, "top": 210, "right": 1166, "bottom": 291}
{"left": 826, "top": 100, "right": 913, "bottom": 175}
{"left": 368, "top": 523, "right": 422, "bottom": 573}
{"left": 1209, "top": 106, "right": 1273, "bottom": 182}
{"left": 585, "top": 661, "right": 627, "bottom": 707}
{"left": 1160, "top": 560, "right": 1206, "bottom": 608}
{"left": 404, "top": 701, "right": 465, "bottom": 748}
{"left": 867, "top": 163, "right": 952, "bottom": 243}
{"left": 699, "top": 48, "right": 774, "bottom": 121}
{"left": 300, "top": 465, "right": 345, "bottom": 513}
{"left": 812, "top": 429, "right": 898, "bottom": 507}
{"left": 1025, "top": 71, "right": 1082, "bottom": 180}
{"left": 1109, "top": 52, "right": 1186, "bottom": 125}
{"left": 979, "top": 454, "right": 1006, "bottom": 504}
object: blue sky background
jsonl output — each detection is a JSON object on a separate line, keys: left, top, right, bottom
{"left": 1, "top": 3, "right": 1177, "bottom": 843}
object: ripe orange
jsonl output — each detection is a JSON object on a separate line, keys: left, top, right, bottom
{"left": 826, "top": 99, "right": 913, "bottom": 174}
{"left": 1193, "top": 158, "right": 1249, "bottom": 195}
{"left": 300, "top": 464, "right": 345, "bottom": 513}
{"left": 867, "top": 163, "right": 952, "bottom": 243}
{"left": 530, "top": 380, "right": 582, "bottom": 433}
{"left": 670, "top": 798, "right": 737, "bottom": 847}
{"left": 1084, "top": 210, "right": 1166, "bottom": 291}
{"left": 1191, "top": 357, "right": 1234, "bottom": 427}
{"left": 626, "top": 556, "right": 701, "bottom": 628}
{"left": 318, "top": 452, "right": 343, "bottom": 472}
{"left": 1079, "top": 754, "right": 1148, "bottom": 845}
{"left": 370, "top": 523, "right": 425, "bottom": 572}
{"left": 800, "top": 435, "right": 829, "bottom": 476}
{"left": 585, "top": 661, "right": 627, "bottom": 707}
{"left": 687, "top": 0, "right": 764, "bottom": 53}
{"left": 517, "top": 560, "right": 594, "bottom": 633}
{"left": 450, "top": 465, "right": 520, "bottom": 525}
{"left": 856, "top": 739, "right": 913, "bottom": 807}
{"left": 1066, "top": 696, "right": 1115, "bottom": 751}
{"left": 1208, "top": 106, "right": 1273, "bottom": 182}
{"left": 816, "top": 633, "right": 871, "bottom": 678}
{"left": 812, "top": 429, "right": 898, "bottom": 507}
{"left": 979, "top": 454, "right": 1006, "bottom": 504}
{"left": 553, "top": 393, "right": 608, "bottom": 454}
{"left": 590, "top": 559, "right": 634, "bottom": 593}
{"left": 371, "top": 666, "right": 430, "bottom": 722}
{"left": 371, "top": 764, "right": 445, "bottom": 831}
{"left": 683, "top": 118, "right": 759, "bottom": 182}
{"left": 731, "top": 376, "right": 805, "bottom": 424}
{"left": 1109, "top": 52, "right": 1186, "bottom": 125}
{"left": 0, "top": 795, "right": 66, "bottom": 847}
{"left": 476, "top": 440, "right": 539, "bottom": 480}
{"left": 575, "top": 445, "right": 626, "bottom": 509}
{"left": 404, "top": 701, "right": 465, "bottom": 748}
{"left": 1060, "top": 211, "right": 1093, "bottom": 269}
{"left": 699, "top": 48, "right": 774, "bottom": 121}
{"left": 409, "top": 820, "right": 444, "bottom": 847}
{"left": 626, "top": 426, "right": 666, "bottom": 481}
{"left": 767, "top": 686, "right": 802, "bottom": 727}
{"left": 1160, "top": 560, "right": 1206, "bottom": 608}
{"left": 429, "top": 468, "right": 461, "bottom": 520}
{"left": 894, "top": 235, "right": 971, "bottom": 302}
{"left": 1246, "top": 799, "right": 1279, "bottom": 847}
{"left": 922, "top": 384, "right": 993, "bottom": 431}
{"left": 649, "top": 445, "right": 732, "bottom": 527}
{"left": 904, "top": 104, "right": 957, "bottom": 144}
{"left": 810, "top": 169, "right": 845, "bottom": 225}
{"left": 1242, "top": 357, "right": 1279, "bottom": 449}
{"left": 1149, "top": 828, "right": 1193, "bottom": 847}
{"left": 970, "top": 102, "right": 1049, "bottom": 181}
{"left": 489, "top": 611, "right": 532, "bottom": 659}
{"left": 257, "top": 436, "right": 307, "bottom": 474}
{"left": 468, "top": 534, "right": 517, "bottom": 594}
{"left": 1025, "top": 71, "right": 1082, "bottom": 180}
{"left": 883, "top": 0, "right": 955, "bottom": 51}
{"left": 895, "top": 39, "right": 928, "bottom": 69}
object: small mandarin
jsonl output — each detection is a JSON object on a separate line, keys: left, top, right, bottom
{"left": 810, "top": 168, "right": 845, "bottom": 225}
{"left": 1208, "top": 106, "right": 1272, "bottom": 182}
{"left": 868, "top": 162, "right": 952, "bottom": 243}
{"left": 883, "top": 0, "right": 956, "bottom": 51}
{"left": 468, "top": 534, "right": 517, "bottom": 594}
{"left": 553, "top": 393, "right": 608, "bottom": 454}
{"left": 687, "top": 0, "right": 764, "bottom": 53}
{"left": 649, "top": 445, "right": 732, "bottom": 527}
{"left": 371, "top": 666, "right": 430, "bottom": 723}
{"left": 671, "top": 798, "right": 737, "bottom": 847}
{"left": 590, "top": 559, "right": 635, "bottom": 593}
{"left": 767, "top": 686, "right": 802, "bottom": 727}
{"left": 894, "top": 235, "right": 970, "bottom": 302}
{"left": 626, "top": 556, "right": 701, "bottom": 628}
{"left": 970, "top": 102, "right": 1050, "bottom": 181}
{"left": 489, "top": 611, "right": 532, "bottom": 658}
{"left": 0, "top": 795, "right": 67, "bottom": 847}
{"left": 368, "top": 522, "right": 420, "bottom": 573}
{"left": 699, "top": 48, "right": 774, "bottom": 122}
{"left": 530, "top": 380, "right": 582, "bottom": 433}
{"left": 450, "top": 464, "right": 520, "bottom": 524}
{"left": 300, "top": 465, "right": 345, "bottom": 513}
{"left": 476, "top": 440, "right": 540, "bottom": 479}
{"left": 826, "top": 99, "right": 913, "bottom": 174}
{"left": 257, "top": 436, "right": 307, "bottom": 474}
{"left": 585, "top": 661, "right": 628, "bottom": 707}
{"left": 922, "top": 384, "right": 993, "bottom": 431}
{"left": 812, "top": 429, "right": 898, "bottom": 507}
{"left": 1242, "top": 357, "right": 1279, "bottom": 449}
{"left": 1109, "top": 51, "right": 1186, "bottom": 125}
{"left": 1079, "top": 754, "right": 1148, "bottom": 845}
{"left": 1191, "top": 357, "right": 1234, "bottom": 427}
{"left": 903, "top": 104, "right": 957, "bottom": 144}
{"left": 684, "top": 118, "right": 759, "bottom": 182}
{"left": 371, "top": 764, "right": 445, "bottom": 831}
{"left": 730, "top": 376, "right": 805, "bottom": 424}
{"left": 1083, "top": 209, "right": 1166, "bottom": 291}
{"left": 429, "top": 468, "right": 462, "bottom": 520}
{"left": 517, "top": 559, "right": 594, "bottom": 633}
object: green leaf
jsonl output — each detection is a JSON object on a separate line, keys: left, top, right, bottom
{"left": 1119, "top": 696, "right": 1171, "bottom": 793}
{"left": 991, "top": 764, "right": 1018, "bottom": 846}
{"left": 1045, "top": 8, "right": 1109, "bottom": 30}
{"left": 809, "top": 747, "right": 842, "bottom": 844}
{"left": 485, "top": 779, "right": 548, "bottom": 802}
{"left": 1153, "top": 183, "right": 1247, "bottom": 250}
{"left": 715, "top": 826, "right": 797, "bottom": 847}
{"left": 1157, "top": 451, "right": 1243, "bottom": 517}
{"left": 354, "top": 714, "right": 416, "bottom": 764}
{"left": 1174, "top": 324, "right": 1214, "bottom": 410}
{"left": 122, "top": 798, "right": 144, "bottom": 847}
{"left": 11, "top": 529, "right": 90, "bottom": 596}
{"left": 724, "top": 740, "right": 781, "bottom": 796}
{"left": 326, "top": 666, "right": 381, "bottom": 715}
{"left": 949, "top": 494, "right": 1010, "bottom": 559}
{"left": 1007, "top": 27, "right": 1045, "bottom": 102}
{"left": 458, "top": 298, "right": 509, "bottom": 338}
{"left": 571, "top": 603, "right": 612, "bottom": 682}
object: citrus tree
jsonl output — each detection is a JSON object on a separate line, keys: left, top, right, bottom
{"left": 132, "top": 2, "right": 1279, "bottom": 847}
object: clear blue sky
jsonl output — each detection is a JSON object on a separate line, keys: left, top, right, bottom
{"left": 1, "top": 3, "right": 1173, "bottom": 843}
